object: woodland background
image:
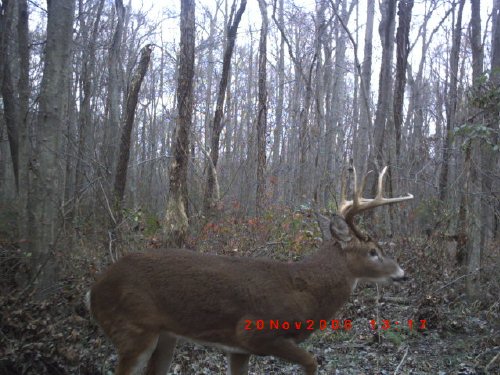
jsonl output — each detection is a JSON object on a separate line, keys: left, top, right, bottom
{"left": 0, "top": 0, "right": 499, "bottom": 373}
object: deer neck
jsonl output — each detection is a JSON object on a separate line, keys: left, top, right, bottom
{"left": 289, "top": 240, "right": 355, "bottom": 316}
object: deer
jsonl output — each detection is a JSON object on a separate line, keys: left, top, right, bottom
{"left": 86, "top": 166, "right": 413, "bottom": 375}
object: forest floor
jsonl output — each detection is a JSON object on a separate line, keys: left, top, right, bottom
{"left": 0, "top": 209, "right": 499, "bottom": 374}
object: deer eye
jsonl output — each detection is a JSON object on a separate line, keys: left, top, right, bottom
{"left": 369, "top": 249, "right": 378, "bottom": 257}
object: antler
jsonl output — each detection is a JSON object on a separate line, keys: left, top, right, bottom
{"left": 338, "top": 166, "right": 414, "bottom": 240}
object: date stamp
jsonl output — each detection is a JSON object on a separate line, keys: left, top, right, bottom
{"left": 243, "top": 319, "right": 427, "bottom": 331}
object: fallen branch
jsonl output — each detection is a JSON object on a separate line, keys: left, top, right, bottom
{"left": 485, "top": 351, "right": 500, "bottom": 372}
{"left": 431, "top": 268, "right": 482, "bottom": 295}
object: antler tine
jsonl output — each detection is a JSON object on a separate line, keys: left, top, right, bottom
{"left": 352, "top": 166, "right": 360, "bottom": 207}
{"left": 338, "top": 166, "right": 367, "bottom": 218}
{"left": 338, "top": 166, "right": 414, "bottom": 222}
{"left": 335, "top": 165, "right": 413, "bottom": 242}
{"left": 337, "top": 165, "right": 362, "bottom": 238}
{"left": 375, "top": 166, "right": 388, "bottom": 199}
{"left": 354, "top": 166, "right": 414, "bottom": 215}
{"left": 340, "top": 168, "right": 347, "bottom": 204}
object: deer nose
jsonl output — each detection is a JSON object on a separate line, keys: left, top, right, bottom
{"left": 391, "top": 266, "right": 406, "bottom": 282}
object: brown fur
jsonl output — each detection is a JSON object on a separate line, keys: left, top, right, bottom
{"left": 90, "top": 238, "right": 403, "bottom": 375}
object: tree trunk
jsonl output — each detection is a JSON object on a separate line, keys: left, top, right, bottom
{"left": 458, "top": 1, "right": 482, "bottom": 300}
{"left": 393, "top": 0, "right": 413, "bottom": 162}
{"left": 256, "top": 0, "right": 268, "bottom": 215}
{"left": 203, "top": 9, "right": 218, "bottom": 154}
{"left": 482, "top": 0, "right": 500, "bottom": 241}
{"left": 314, "top": 0, "right": 326, "bottom": 207}
{"left": 1, "top": 0, "right": 30, "bottom": 289}
{"left": 17, "top": 0, "right": 30, "bottom": 285}
{"left": 0, "top": 0, "right": 20, "bottom": 192}
{"left": 438, "top": 0, "right": 465, "bottom": 202}
{"left": 103, "top": 0, "right": 125, "bottom": 174}
{"left": 354, "top": 0, "right": 374, "bottom": 173}
{"left": 271, "top": 0, "right": 284, "bottom": 187}
{"left": 113, "top": 44, "right": 152, "bottom": 209}
{"left": 204, "top": 0, "right": 247, "bottom": 214}
{"left": 75, "top": 0, "right": 104, "bottom": 202}
{"left": 370, "top": 0, "right": 396, "bottom": 192}
{"left": 164, "top": 0, "right": 195, "bottom": 248}
{"left": 30, "top": 0, "right": 75, "bottom": 299}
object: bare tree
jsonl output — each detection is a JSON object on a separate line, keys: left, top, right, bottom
{"left": 273, "top": 6, "right": 318, "bottom": 203}
{"left": 204, "top": 0, "right": 247, "bottom": 214}
{"left": 30, "top": 0, "right": 76, "bottom": 298}
{"left": 370, "top": 0, "right": 396, "bottom": 193}
{"left": 113, "top": 44, "right": 153, "bottom": 210}
{"left": 17, "top": 0, "right": 30, "bottom": 273}
{"left": 461, "top": 0, "right": 484, "bottom": 299}
{"left": 103, "top": 0, "right": 126, "bottom": 174}
{"left": 164, "top": 0, "right": 195, "bottom": 247}
{"left": 0, "top": 0, "right": 30, "bottom": 290}
{"left": 271, "top": 0, "right": 285, "bottom": 180}
{"left": 405, "top": 1, "right": 445, "bottom": 179}
{"left": 393, "top": 0, "right": 414, "bottom": 162}
{"left": 75, "top": 0, "right": 105, "bottom": 204}
{"left": 0, "top": 0, "right": 20, "bottom": 192}
{"left": 354, "top": 0, "right": 375, "bottom": 172}
{"left": 438, "top": 0, "right": 465, "bottom": 202}
{"left": 256, "top": 0, "right": 268, "bottom": 215}
{"left": 483, "top": 0, "right": 500, "bottom": 240}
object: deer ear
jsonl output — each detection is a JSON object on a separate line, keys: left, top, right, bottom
{"left": 329, "top": 214, "right": 352, "bottom": 243}
{"left": 315, "top": 212, "right": 332, "bottom": 241}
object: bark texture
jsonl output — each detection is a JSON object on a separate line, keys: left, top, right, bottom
{"left": 114, "top": 44, "right": 153, "bottom": 208}
{"left": 164, "top": 0, "right": 195, "bottom": 247}
{"left": 438, "top": 0, "right": 465, "bottom": 202}
{"left": 393, "top": 0, "right": 413, "bottom": 161}
{"left": 103, "top": 0, "right": 125, "bottom": 174}
{"left": 370, "top": 0, "right": 396, "bottom": 193}
{"left": 204, "top": 0, "right": 247, "bottom": 213}
{"left": 256, "top": 0, "right": 268, "bottom": 215}
{"left": 30, "top": 0, "right": 75, "bottom": 298}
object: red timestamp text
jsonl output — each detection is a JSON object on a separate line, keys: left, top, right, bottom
{"left": 244, "top": 319, "right": 353, "bottom": 331}
{"left": 243, "top": 319, "right": 428, "bottom": 332}
{"left": 369, "top": 319, "right": 427, "bottom": 330}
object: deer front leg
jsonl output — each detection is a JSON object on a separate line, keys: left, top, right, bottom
{"left": 244, "top": 336, "right": 317, "bottom": 375}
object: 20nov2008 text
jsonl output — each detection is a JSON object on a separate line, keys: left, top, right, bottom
{"left": 243, "top": 319, "right": 428, "bottom": 331}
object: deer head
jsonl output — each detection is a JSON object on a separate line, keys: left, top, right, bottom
{"left": 87, "top": 166, "right": 413, "bottom": 375}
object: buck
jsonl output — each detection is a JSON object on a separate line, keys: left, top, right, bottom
{"left": 87, "top": 166, "right": 413, "bottom": 375}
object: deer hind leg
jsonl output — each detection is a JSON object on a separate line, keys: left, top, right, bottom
{"left": 145, "top": 332, "right": 177, "bottom": 375}
{"left": 227, "top": 352, "right": 250, "bottom": 375}
{"left": 114, "top": 330, "right": 159, "bottom": 375}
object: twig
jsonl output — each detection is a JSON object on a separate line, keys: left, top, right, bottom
{"left": 271, "top": 0, "right": 308, "bottom": 84}
{"left": 108, "top": 230, "right": 117, "bottom": 263}
{"left": 375, "top": 284, "right": 381, "bottom": 344}
{"left": 252, "top": 241, "right": 286, "bottom": 255}
{"left": 394, "top": 346, "right": 409, "bottom": 375}
{"left": 377, "top": 296, "right": 410, "bottom": 305}
{"left": 15, "top": 253, "right": 51, "bottom": 300}
{"left": 485, "top": 351, "right": 500, "bottom": 372}
{"left": 431, "top": 268, "right": 482, "bottom": 295}
{"left": 328, "top": 0, "right": 373, "bottom": 143}
{"left": 132, "top": 154, "right": 172, "bottom": 167}
{"left": 98, "top": 179, "right": 116, "bottom": 225}
{"left": 191, "top": 130, "right": 221, "bottom": 202}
